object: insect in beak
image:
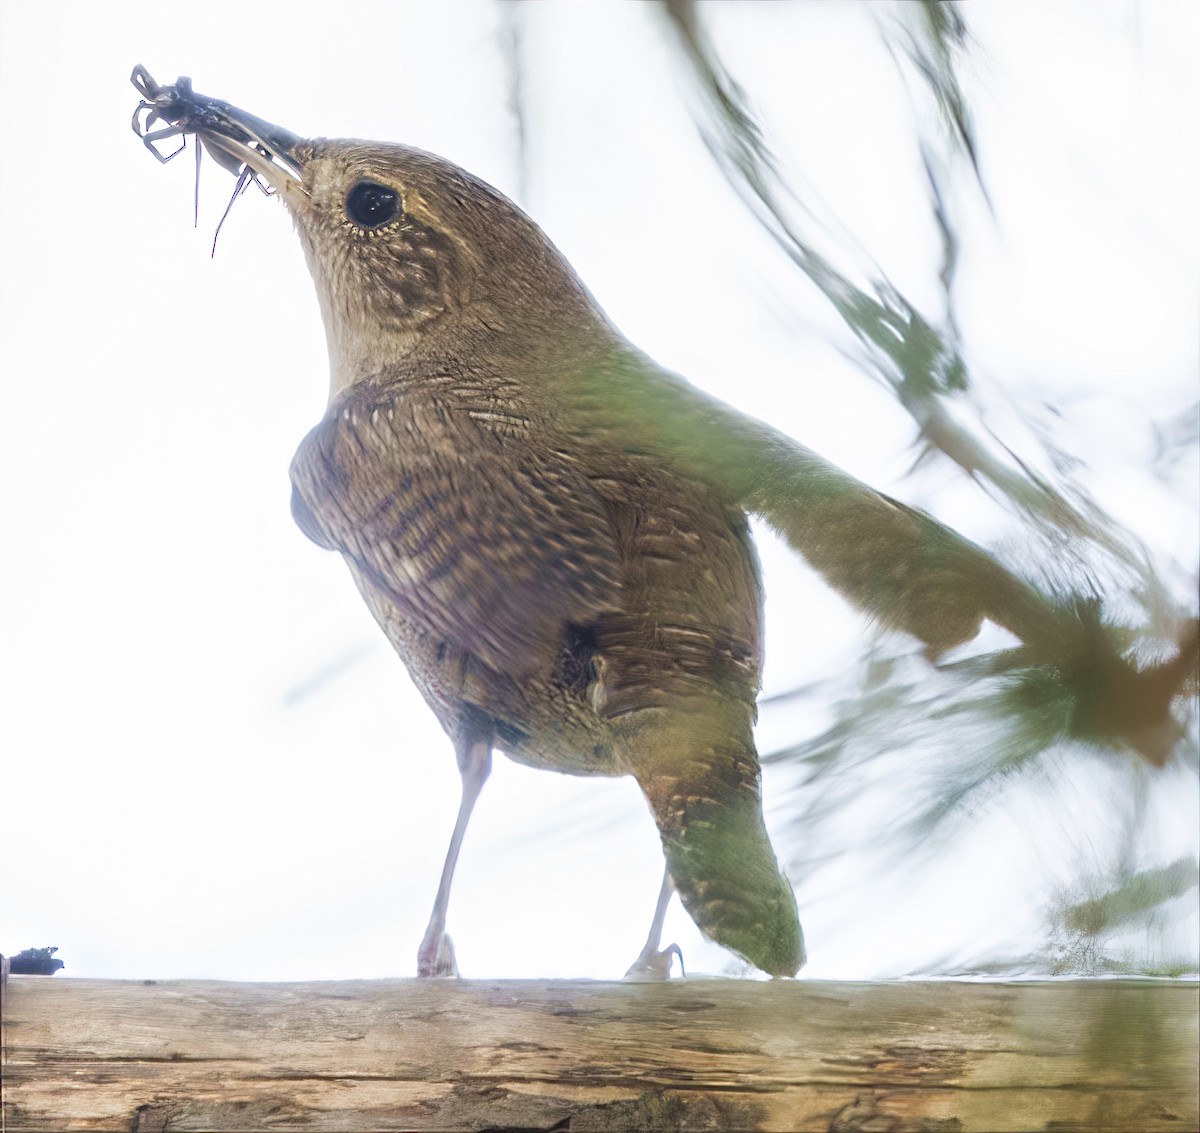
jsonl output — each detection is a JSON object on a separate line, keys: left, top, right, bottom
{"left": 131, "top": 65, "right": 306, "bottom": 251}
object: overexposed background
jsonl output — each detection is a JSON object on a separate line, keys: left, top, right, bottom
{"left": 2, "top": 0, "right": 1196, "bottom": 980}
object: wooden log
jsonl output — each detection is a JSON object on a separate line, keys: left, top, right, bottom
{"left": 2, "top": 975, "right": 1196, "bottom": 1132}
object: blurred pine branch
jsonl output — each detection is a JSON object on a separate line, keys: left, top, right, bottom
{"left": 659, "top": 0, "right": 1197, "bottom": 974}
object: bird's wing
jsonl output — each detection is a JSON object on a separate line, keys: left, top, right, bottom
{"left": 290, "top": 389, "right": 624, "bottom": 678}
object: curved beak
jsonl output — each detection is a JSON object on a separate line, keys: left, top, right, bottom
{"left": 131, "top": 67, "right": 307, "bottom": 195}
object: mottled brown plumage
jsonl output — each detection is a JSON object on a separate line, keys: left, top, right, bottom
{"left": 124, "top": 69, "right": 812, "bottom": 975}
{"left": 282, "top": 143, "right": 803, "bottom": 976}
{"left": 135, "top": 71, "right": 1189, "bottom": 979}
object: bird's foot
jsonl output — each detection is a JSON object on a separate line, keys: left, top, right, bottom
{"left": 623, "top": 942, "right": 684, "bottom": 981}
{"left": 416, "top": 929, "right": 459, "bottom": 978}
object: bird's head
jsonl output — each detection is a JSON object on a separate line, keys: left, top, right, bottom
{"left": 274, "top": 139, "right": 548, "bottom": 393}
{"left": 133, "top": 72, "right": 609, "bottom": 400}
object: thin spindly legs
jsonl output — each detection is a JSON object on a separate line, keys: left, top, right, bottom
{"left": 416, "top": 734, "right": 492, "bottom": 977}
{"left": 624, "top": 866, "right": 684, "bottom": 980}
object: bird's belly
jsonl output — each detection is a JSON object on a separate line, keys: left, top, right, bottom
{"left": 347, "top": 563, "right": 626, "bottom": 777}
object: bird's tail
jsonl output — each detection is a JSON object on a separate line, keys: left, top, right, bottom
{"left": 623, "top": 699, "right": 804, "bottom": 977}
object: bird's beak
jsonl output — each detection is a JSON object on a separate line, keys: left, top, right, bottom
{"left": 199, "top": 110, "right": 305, "bottom": 192}
{"left": 131, "top": 67, "right": 308, "bottom": 196}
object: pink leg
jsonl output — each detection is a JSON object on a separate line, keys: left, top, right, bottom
{"left": 416, "top": 735, "right": 492, "bottom": 977}
{"left": 624, "top": 866, "right": 684, "bottom": 980}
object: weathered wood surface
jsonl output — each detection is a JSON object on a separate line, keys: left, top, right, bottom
{"left": 2, "top": 976, "right": 1196, "bottom": 1132}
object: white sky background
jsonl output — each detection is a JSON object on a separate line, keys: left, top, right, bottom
{"left": 1, "top": 0, "right": 1197, "bottom": 981}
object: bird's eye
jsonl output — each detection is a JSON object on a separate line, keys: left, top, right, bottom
{"left": 346, "top": 181, "right": 399, "bottom": 228}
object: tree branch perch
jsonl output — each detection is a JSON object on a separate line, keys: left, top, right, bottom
{"left": 3, "top": 975, "right": 1196, "bottom": 1131}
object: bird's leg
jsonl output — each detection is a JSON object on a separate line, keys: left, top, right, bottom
{"left": 416, "top": 733, "right": 492, "bottom": 977}
{"left": 624, "top": 867, "right": 684, "bottom": 980}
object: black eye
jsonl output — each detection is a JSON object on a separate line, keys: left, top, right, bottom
{"left": 346, "top": 181, "right": 399, "bottom": 228}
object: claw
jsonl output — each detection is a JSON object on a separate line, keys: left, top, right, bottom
{"left": 417, "top": 930, "right": 459, "bottom": 978}
{"left": 624, "top": 942, "right": 685, "bottom": 981}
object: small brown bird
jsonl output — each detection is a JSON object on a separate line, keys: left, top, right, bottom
{"left": 131, "top": 69, "right": 1194, "bottom": 978}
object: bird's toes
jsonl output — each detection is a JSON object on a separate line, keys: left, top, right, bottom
{"left": 623, "top": 942, "right": 684, "bottom": 982}
{"left": 416, "top": 931, "right": 459, "bottom": 978}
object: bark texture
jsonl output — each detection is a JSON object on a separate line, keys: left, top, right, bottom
{"left": 3, "top": 976, "right": 1196, "bottom": 1131}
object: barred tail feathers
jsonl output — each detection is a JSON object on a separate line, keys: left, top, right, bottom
{"left": 624, "top": 701, "right": 804, "bottom": 977}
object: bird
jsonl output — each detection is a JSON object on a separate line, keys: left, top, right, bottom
{"left": 130, "top": 68, "right": 1196, "bottom": 978}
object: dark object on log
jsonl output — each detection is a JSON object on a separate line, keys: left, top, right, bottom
{"left": 5, "top": 947, "right": 64, "bottom": 976}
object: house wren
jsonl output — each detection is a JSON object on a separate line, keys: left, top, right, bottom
{"left": 131, "top": 68, "right": 1193, "bottom": 978}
